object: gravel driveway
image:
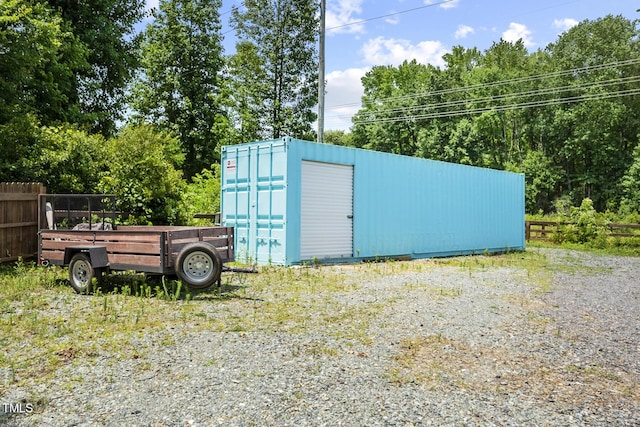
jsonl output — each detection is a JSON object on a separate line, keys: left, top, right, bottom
{"left": 2, "top": 248, "right": 639, "bottom": 426}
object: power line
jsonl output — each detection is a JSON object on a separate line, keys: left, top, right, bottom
{"left": 356, "top": 75, "right": 640, "bottom": 118}
{"left": 223, "top": 0, "right": 457, "bottom": 39}
{"left": 327, "top": 0, "right": 455, "bottom": 31}
{"left": 344, "top": 59, "right": 640, "bottom": 124}
{"left": 319, "top": 59, "right": 640, "bottom": 125}
{"left": 326, "top": 58, "right": 640, "bottom": 111}
{"left": 353, "top": 88, "right": 640, "bottom": 124}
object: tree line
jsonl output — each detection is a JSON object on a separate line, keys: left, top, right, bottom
{"left": 1, "top": 1, "right": 639, "bottom": 222}
{"left": 342, "top": 15, "right": 640, "bottom": 216}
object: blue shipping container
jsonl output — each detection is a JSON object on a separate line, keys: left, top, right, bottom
{"left": 221, "top": 137, "right": 525, "bottom": 266}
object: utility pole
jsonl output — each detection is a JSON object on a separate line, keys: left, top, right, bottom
{"left": 317, "top": 0, "right": 326, "bottom": 143}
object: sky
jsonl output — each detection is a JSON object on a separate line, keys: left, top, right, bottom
{"left": 144, "top": 0, "right": 639, "bottom": 132}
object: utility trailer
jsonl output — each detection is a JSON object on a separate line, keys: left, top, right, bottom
{"left": 38, "top": 194, "right": 234, "bottom": 293}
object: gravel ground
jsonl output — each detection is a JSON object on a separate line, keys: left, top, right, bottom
{"left": 1, "top": 247, "right": 639, "bottom": 426}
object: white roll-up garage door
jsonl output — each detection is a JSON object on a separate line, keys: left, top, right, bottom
{"left": 300, "top": 160, "right": 353, "bottom": 260}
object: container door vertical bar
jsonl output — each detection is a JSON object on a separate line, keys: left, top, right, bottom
{"left": 247, "top": 145, "right": 258, "bottom": 264}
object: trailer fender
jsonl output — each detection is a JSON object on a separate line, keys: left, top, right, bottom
{"left": 63, "top": 246, "right": 110, "bottom": 268}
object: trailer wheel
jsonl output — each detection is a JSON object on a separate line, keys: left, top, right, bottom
{"left": 175, "top": 242, "right": 222, "bottom": 290}
{"left": 69, "top": 253, "right": 96, "bottom": 294}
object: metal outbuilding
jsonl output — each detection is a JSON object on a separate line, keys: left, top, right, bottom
{"left": 221, "top": 137, "right": 525, "bottom": 266}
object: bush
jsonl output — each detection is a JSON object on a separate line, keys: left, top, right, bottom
{"left": 555, "top": 198, "right": 606, "bottom": 244}
{"left": 182, "top": 164, "right": 222, "bottom": 225}
{"left": 99, "top": 124, "right": 188, "bottom": 225}
{"left": 619, "top": 143, "right": 640, "bottom": 215}
{"left": 30, "top": 125, "right": 108, "bottom": 193}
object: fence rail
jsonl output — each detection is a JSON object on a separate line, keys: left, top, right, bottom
{"left": 0, "top": 182, "right": 46, "bottom": 264}
{"left": 526, "top": 220, "right": 640, "bottom": 241}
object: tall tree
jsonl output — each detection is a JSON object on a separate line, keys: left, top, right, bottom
{"left": 225, "top": 41, "right": 268, "bottom": 144}
{"left": 0, "top": 0, "right": 87, "bottom": 126}
{"left": 471, "top": 39, "right": 534, "bottom": 168}
{"left": 99, "top": 124, "right": 187, "bottom": 225}
{"left": 0, "top": 0, "right": 88, "bottom": 181}
{"left": 132, "top": 0, "right": 227, "bottom": 179}
{"left": 230, "top": 0, "right": 319, "bottom": 139}
{"left": 619, "top": 143, "right": 640, "bottom": 215}
{"left": 352, "top": 60, "right": 439, "bottom": 156}
{"left": 44, "top": 0, "right": 146, "bottom": 136}
{"left": 545, "top": 15, "right": 640, "bottom": 210}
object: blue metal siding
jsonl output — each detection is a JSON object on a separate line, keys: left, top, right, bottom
{"left": 222, "top": 137, "right": 525, "bottom": 266}
{"left": 351, "top": 149, "right": 525, "bottom": 258}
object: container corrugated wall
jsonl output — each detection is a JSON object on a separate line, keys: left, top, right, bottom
{"left": 221, "top": 137, "right": 525, "bottom": 266}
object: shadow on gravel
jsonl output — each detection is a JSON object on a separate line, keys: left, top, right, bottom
{"left": 57, "top": 273, "right": 261, "bottom": 302}
{"left": 191, "top": 285, "right": 263, "bottom": 302}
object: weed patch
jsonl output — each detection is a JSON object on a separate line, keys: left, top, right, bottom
{"left": 389, "top": 334, "right": 639, "bottom": 406}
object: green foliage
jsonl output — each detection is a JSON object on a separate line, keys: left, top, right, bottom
{"left": 323, "top": 130, "right": 352, "bottom": 146}
{"left": 182, "top": 164, "right": 222, "bottom": 225}
{"left": 27, "top": 125, "right": 108, "bottom": 193}
{"left": 555, "top": 198, "right": 606, "bottom": 245}
{"left": 354, "top": 60, "right": 437, "bottom": 156}
{"left": 1, "top": 0, "right": 143, "bottom": 135}
{"left": 44, "top": 0, "right": 146, "bottom": 136}
{"left": 224, "top": 41, "right": 269, "bottom": 145}
{"left": 0, "top": 119, "right": 108, "bottom": 192}
{"left": 0, "top": 115, "right": 40, "bottom": 182}
{"left": 132, "top": 0, "right": 227, "bottom": 179}
{"left": 230, "top": 0, "right": 318, "bottom": 140}
{"left": 518, "top": 150, "right": 563, "bottom": 214}
{"left": 619, "top": 143, "right": 640, "bottom": 215}
{"left": 444, "top": 118, "right": 483, "bottom": 165}
{"left": 0, "top": 0, "right": 88, "bottom": 126}
{"left": 98, "top": 124, "right": 188, "bottom": 225}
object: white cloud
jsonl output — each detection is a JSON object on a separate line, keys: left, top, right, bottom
{"left": 385, "top": 16, "right": 400, "bottom": 25}
{"left": 360, "top": 37, "right": 448, "bottom": 67}
{"left": 502, "top": 22, "right": 535, "bottom": 48}
{"left": 323, "top": 67, "right": 369, "bottom": 131}
{"left": 326, "top": 0, "right": 365, "bottom": 34}
{"left": 553, "top": 18, "right": 579, "bottom": 33}
{"left": 455, "top": 25, "right": 474, "bottom": 39}
{"left": 424, "top": 0, "right": 460, "bottom": 9}
{"left": 439, "top": 0, "right": 460, "bottom": 10}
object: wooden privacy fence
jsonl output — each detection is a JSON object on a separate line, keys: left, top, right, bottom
{"left": 526, "top": 220, "right": 640, "bottom": 241}
{"left": 0, "top": 182, "right": 46, "bottom": 264}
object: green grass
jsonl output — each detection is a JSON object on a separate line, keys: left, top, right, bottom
{"left": 527, "top": 235, "right": 640, "bottom": 257}
{"left": 0, "top": 259, "right": 380, "bottom": 393}
{"left": 1, "top": 245, "right": 636, "bottom": 395}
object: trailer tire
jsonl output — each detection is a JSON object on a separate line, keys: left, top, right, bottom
{"left": 69, "top": 253, "right": 96, "bottom": 294}
{"left": 175, "top": 242, "right": 222, "bottom": 290}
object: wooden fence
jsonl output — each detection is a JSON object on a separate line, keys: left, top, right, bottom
{"left": 0, "top": 182, "right": 46, "bottom": 264}
{"left": 526, "top": 220, "right": 640, "bottom": 241}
